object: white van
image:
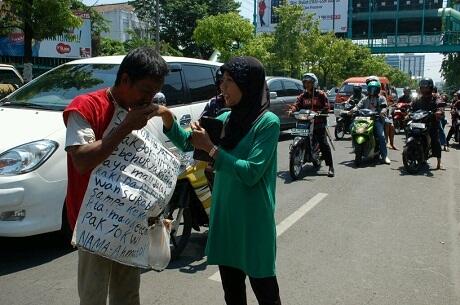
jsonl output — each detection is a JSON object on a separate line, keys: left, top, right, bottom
{"left": 0, "top": 56, "right": 221, "bottom": 237}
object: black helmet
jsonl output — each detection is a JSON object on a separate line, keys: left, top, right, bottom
{"left": 403, "top": 87, "right": 411, "bottom": 94}
{"left": 353, "top": 85, "right": 362, "bottom": 96}
{"left": 419, "top": 77, "right": 434, "bottom": 89}
{"left": 215, "top": 69, "right": 223, "bottom": 86}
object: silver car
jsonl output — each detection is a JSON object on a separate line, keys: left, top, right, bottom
{"left": 267, "top": 76, "right": 304, "bottom": 130}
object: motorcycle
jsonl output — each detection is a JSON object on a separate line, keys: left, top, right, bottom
{"left": 289, "top": 109, "right": 325, "bottom": 180}
{"left": 402, "top": 110, "right": 434, "bottom": 174}
{"left": 392, "top": 102, "right": 411, "bottom": 134}
{"left": 351, "top": 109, "right": 380, "bottom": 166}
{"left": 161, "top": 153, "right": 211, "bottom": 259}
{"left": 334, "top": 102, "right": 354, "bottom": 140}
{"left": 453, "top": 109, "right": 460, "bottom": 143}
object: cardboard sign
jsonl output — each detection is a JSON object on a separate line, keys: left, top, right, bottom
{"left": 72, "top": 109, "right": 181, "bottom": 268}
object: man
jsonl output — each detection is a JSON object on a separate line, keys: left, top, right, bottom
{"left": 353, "top": 80, "right": 391, "bottom": 164}
{"left": 63, "top": 47, "right": 168, "bottom": 305}
{"left": 288, "top": 72, "right": 335, "bottom": 177}
{"left": 398, "top": 87, "right": 412, "bottom": 104}
{"left": 410, "top": 78, "right": 443, "bottom": 170}
{"left": 201, "top": 69, "right": 226, "bottom": 118}
{"left": 446, "top": 90, "right": 460, "bottom": 146}
{"left": 347, "top": 85, "right": 364, "bottom": 106}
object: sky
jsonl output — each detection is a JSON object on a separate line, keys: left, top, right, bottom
{"left": 82, "top": 0, "right": 445, "bottom": 83}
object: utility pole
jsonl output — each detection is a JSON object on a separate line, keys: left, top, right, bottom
{"left": 155, "top": 0, "right": 160, "bottom": 52}
{"left": 332, "top": 0, "right": 335, "bottom": 34}
{"left": 253, "top": 0, "right": 257, "bottom": 35}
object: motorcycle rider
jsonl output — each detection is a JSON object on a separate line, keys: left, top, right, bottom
{"left": 446, "top": 90, "right": 460, "bottom": 146}
{"left": 398, "top": 87, "right": 412, "bottom": 104}
{"left": 353, "top": 79, "right": 391, "bottom": 164}
{"left": 288, "top": 72, "right": 335, "bottom": 177}
{"left": 410, "top": 78, "right": 443, "bottom": 170}
{"left": 347, "top": 85, "right": 364, "bottom": 106}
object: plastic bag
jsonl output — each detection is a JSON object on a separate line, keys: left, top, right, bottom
{"left": 148, "top": 219, "right": 171, "bottom": 271}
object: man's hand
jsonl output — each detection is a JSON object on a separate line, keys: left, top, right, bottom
{"left": 286, "top": 105, "right": 296, "bottom": 116}
{"left": 120, "top": 103, "right": 158, "bottom": 132}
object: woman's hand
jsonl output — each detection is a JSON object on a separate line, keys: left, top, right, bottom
{"left": 151, "top": 105, "right": 174, "bottom": 130}
{"left": 190, "top": 121, "right": 214, "bottom": 152}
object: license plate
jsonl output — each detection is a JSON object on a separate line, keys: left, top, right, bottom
{"left": 394, "top": 110, "right": 401, "bottom": 113}
{"left": 291, "top": 128, "right": 309, "bottom": 136}
{"left": 355, "top": 116, "right": 372, "bottom": 121}
{"left": 411, "top": 122, "right": 425, "bottom": 129}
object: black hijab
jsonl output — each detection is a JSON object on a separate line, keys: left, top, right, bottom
{"left": 219, "top": 56, "right": 270, "bottom": 150}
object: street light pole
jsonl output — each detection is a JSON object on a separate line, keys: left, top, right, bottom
{"left": 155, "top": 0, "right": 160, "bottom": 52}
{"left": 332, "top": 0, "right": 335, "bottom": 34}
{"left": 253, "top": 0, "right": 257, "bottom": 35}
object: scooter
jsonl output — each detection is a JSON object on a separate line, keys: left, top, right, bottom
{"left": 402, "top": 110, "right": 433, "bottom": 174}
{"left": 289, "top": 109, "right": 325, "bottom": 180}
{"left": 334, "top": 102, "right": 354, "bottom": 140}
{"left": 161, "top": 154, "right": 211, "bottom": 259}
{"left": 351, "top": 109, "right": 380, "bottom": 166}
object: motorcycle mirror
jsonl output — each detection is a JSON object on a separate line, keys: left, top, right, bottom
{"left": 270, "top": 92, "right": 277, "bottom": 99}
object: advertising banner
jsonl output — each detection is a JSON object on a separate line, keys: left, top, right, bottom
{"left": 0, "top": 12, "right": 91, "bottom": 58}
{"left": 256, "top": 0, "right": 349, "bottom": 33}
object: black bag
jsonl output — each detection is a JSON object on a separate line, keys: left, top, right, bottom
{"left": 192, "top": 116, "right": 224, "bottom": 162}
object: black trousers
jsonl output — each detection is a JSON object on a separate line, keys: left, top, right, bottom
{"left": 218, "top": 265, "right": 282, "bottom": 305}
{"left": 313, "top": 127, "right": 333, "bottom": 166}
{"left": 429, "top": 128, "right": 442, "bottom": 158}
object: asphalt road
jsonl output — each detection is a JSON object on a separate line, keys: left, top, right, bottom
{"left": 1, "top": 121, "right": 460, "bottom": 305}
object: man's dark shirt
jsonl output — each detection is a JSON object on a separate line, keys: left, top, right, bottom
{"left": 411, "top": 95, "right": 440, "bottom": 127}
{"left": 398, "top": 95, "right": 412, "bottom": 104}
{"left": 201, "top": 94, "right": 226, "bottom": 118}
{"left": 292, "top": 89, "right": 329, "bottom": 124}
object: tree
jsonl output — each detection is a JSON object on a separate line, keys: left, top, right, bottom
{"left": 271, "top": 4, "right": 319, "bottom": 78}
{"left": 124, "top": 31, "right": 183, "bottom": 56}
{"left": 238, "top": 34, "right": 275, "bottom": 73}
{"left": 159, "top": 0, "right": 240, "bottom": 58}
{"left": 99, "top": 37, "right": 126, "bottom": 56}
{"left": 0, "top": 0, "right": 81, "bottom": 80}
{"left": 441, "top": 52, "right": 460, "bottom": 95}
{"left": 193, "top": 12, "right": 253, "bottom": 62}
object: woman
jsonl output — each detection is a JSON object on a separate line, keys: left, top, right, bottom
{"left": 155, "top": 56, "right": 282, "bottom": 305}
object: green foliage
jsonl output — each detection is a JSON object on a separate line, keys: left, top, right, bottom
{"left": 238, "top": 34, "right": 275, "bottom": 72}
{"left": 193, "top": 12, "right": 253, "bottom": 62}
{"left": 159, "top": 0, "right": 240, "bottom": 58}
{"left": 441, "top": 52, "right": 460, "bottom": 95}
{"left": 123, "top": 31, "right": 183, "bottom": 56}
{"left": 99, "top": 37, "right": 126, "bottom": 56}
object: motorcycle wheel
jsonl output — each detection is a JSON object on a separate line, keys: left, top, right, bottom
{"left": 334, "top": 122, "right": 345, "bottom": 140}
{"left": 402, "top": 145, "right": 423, "bottom": 174}
{"left": 289, "top": 144, "right": 304, "bottom": 180}
{"left": 167, "top": 206, "right": 192, "bottom": 259}
{"left": 354, "top": 143, "right": 363, "bottom": 166}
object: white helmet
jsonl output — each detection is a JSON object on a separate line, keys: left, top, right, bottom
{"left": 153, "top": 92, "right": 166, "bottom": 105}
{"left": 302, "top": 73, "right": 318, "bottom": 87}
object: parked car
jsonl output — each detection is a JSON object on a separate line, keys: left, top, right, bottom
{"left": 0, "top": 64, "right": 24, "bottom": 99}
{"left": 0, "top": 56, "right": 221, "bottom": 237}
{"left": 266, "top": 76, "right": 304, "bottom": 130}
{"left": 327, "top": 87, "right": 338, "bottom": 111}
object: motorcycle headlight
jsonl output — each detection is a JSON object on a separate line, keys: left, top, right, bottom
{"left": 357, "top": 127, "right": 366, "bottom": 134}
{"left": 0, "top": 140, "right": 58, "bottom": 176}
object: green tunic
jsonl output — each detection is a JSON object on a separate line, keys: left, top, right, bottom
{"left": 165, "top": 111, "right": 280, "bottom": 278}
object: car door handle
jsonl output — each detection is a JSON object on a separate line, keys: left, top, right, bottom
{"left": 180, "top": 114, "right": 192, "bottom": 127}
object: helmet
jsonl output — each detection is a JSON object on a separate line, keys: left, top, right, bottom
{"left": 419, "top": 77, "right": 434, "bottom": 89}
{"left": 403, "top": 87, "right": 411, "bottom": 94}
{"left": 302, "top": 73, "right": 318, "bottom": 87}
{"left": 367, "top": 80, "right": 381, "bottom": 96}
{"left": 352, "top": 85, "right": 362, "bottom": 96}
{"left": 215, "top": 69, "right": 223, "bottom": 86}
{"left": 153, "top": 92, "right": 166, "bottom": 105}
{"left": 365, "top": 75, "right": 379, "bottom": 85}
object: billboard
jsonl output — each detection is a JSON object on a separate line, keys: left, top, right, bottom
{"left": 0, "top": 12, "right": 91, "bottom": 59}
{"left": 256, "top": 0, "right": 349, "bottom": 33}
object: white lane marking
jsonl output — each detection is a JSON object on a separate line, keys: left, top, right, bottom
{"left": 208, "top": 192, "right": 328, "bottom": 282}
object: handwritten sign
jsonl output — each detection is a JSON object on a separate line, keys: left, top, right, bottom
{"left": 72, "top": 109, "right": 181, "bottom": 268}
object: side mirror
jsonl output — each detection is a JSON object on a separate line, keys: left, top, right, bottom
{"left": 335, "top": 88, "right": 339, "bottom": 93}
{"left": 270, "top": 92, "right": 277, "bottom": 99}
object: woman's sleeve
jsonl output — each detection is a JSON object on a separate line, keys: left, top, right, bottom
{"left": 214, "top": 117, "right": 280, "bottom": 187}
{"left": 163, "top": 120, "right": 194, "bottom": 152}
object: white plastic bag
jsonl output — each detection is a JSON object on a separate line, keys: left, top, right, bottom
{"left": 148, "top": 219, "right": 171, "bottom": 271}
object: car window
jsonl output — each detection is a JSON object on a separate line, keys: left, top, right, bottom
{"left": 268, "top": 80, "right": 283, "bottom": 97}
{"left": 183, "top": 65, "right": 215, "bottom": 103}
{"left": 0, "top": 69, "right": 22, "bottom": 85}
{"left": 283, "top": 80, "right": 302, "bottom": 96}
{"left": 339, "top": 84, "right": 368, "bottom": 94}
{"left": 296, "top": 83, "right": 304, "bottom": 92}
{"left": 1, "top": 64, "right": 118, "bottom": 110}
{"left": 162, "top": 69, "right": 185, "bottom": 106}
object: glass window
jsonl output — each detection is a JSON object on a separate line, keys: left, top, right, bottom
{"left": 1, "top": 64, "right": 118, "bottom": 110}
{"left": 162, "top": 70, "right": 184, "bottom": 106}
{"left": 0, "top": 70, "right": 22, "bottom": 86}
{"left": 268, "top": 80, "right": 283, "bottom": 97}
{"left": 283, "top": 80, "right": 303, "bottom": 96}
{"left": 183, "top": 65, "right": 216, "bottom": 103}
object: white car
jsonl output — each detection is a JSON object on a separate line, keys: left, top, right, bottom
{"left": 0, "top": 56, "right": 221, "bottom": 237}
